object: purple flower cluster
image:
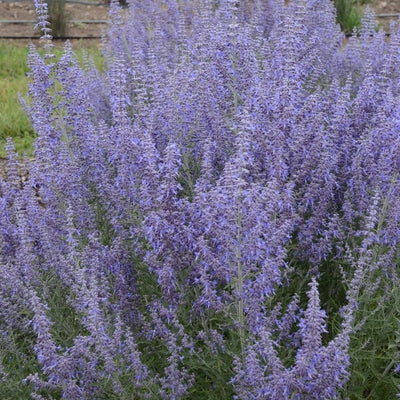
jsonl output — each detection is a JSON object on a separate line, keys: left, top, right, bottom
{"left": 1, "top": 0, "right": 400, "bottom": 398}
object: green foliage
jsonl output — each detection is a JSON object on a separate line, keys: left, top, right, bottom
{"left": 333, "top": 0, "right": 375, "bottom": 34}
{"left": 0, "top": 323, "right": 40, "bottom": 399}
{"left": 334, "top": 0, "right": 363, "bottom": 33}
{"left": 343, "top": 283, "right": 400, "bottom": 399}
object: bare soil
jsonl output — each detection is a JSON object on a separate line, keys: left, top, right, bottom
{"left": 373, "top": 0, "right": 400, "bottom": 31}
{"left": 374, "top": 0, "right": 400, "bottom": 14}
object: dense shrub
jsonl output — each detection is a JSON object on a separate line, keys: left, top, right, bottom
{"left": 1, "top": 0, "right": 400, "bottom": 398}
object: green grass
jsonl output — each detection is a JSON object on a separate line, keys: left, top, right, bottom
{"left": 334, "top": 0, "right": 375, "bottom": 34}
{"left": 0, "top": 44, "right": 34, "bottom": 157}
{"left": 0, "top": 41, "right": 104, "bottom": 158}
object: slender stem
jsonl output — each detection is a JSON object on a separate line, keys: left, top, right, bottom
{"left": 234, "top": 192, "right": 245, "bottom": 355}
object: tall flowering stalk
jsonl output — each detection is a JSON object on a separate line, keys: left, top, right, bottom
{"left": 33, "top": 0, "right": 55, "bottom": 60}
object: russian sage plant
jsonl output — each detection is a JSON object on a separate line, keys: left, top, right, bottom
{"left": 1, "top": 0, "right": 400, "bottom": 398}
